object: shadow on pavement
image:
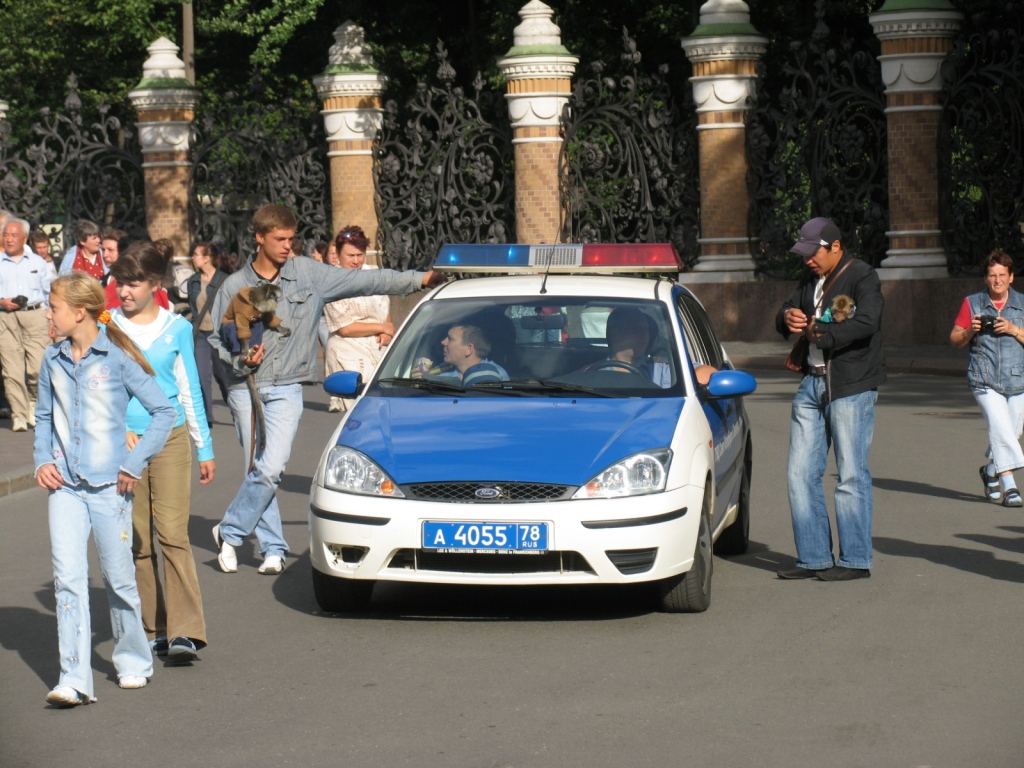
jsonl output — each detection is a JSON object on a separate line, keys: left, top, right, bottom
{"left": 716, "top": 539, "right": 791, "bottom": 574}
{"left": 874, "top": 536, "right": 1024, "bottom": 583}
{"left": 273, "top": 550, "right": 657, "bottom": 622}
{"left": 872, "top": 476, "right": 980, "bottom": 503}
{"left": 0, "top": 584, "right": 119, "bottom": 690}
{"left": 956, "top": 526, "right": 1024, "bottom": 556}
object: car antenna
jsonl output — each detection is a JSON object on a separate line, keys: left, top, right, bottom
{"left": 538, "top": 240, "right": 552, "bottom": 295}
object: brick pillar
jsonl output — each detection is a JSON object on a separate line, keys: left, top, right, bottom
{"left": 127, "top": 38, "right": 198, "bottom": 259}
{"left": 681, "top": 1, "right": 767, "bottom": 283}
{"left": 498, "top": 1, "right": 578, "bottom": 244}
{"left": 870, "top": 1, "right": 962, "bottom": 279}
{"left": 313, "top": 21, "right": 386, "bottom": 259}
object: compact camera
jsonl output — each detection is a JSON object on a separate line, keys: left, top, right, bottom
{"left": 980, "top": 314, "right": 998, "bottom": 331}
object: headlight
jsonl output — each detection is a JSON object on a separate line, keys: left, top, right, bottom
{"left": 323, "top": 446, "right": 404, "bottom": 497}
{"left": 572, "top": 449, "right": 672, "bottom": 499}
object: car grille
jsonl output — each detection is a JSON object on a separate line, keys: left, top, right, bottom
{"left": 403, "top": 481, "right": 573, "bottom": 503}
{"left": 387, "top": 549, "right": 594, "bottom": 574}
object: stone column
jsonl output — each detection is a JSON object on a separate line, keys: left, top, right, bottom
{"left": 314, "top": 21, "right": 387, "bottom": 251}
{"left": 0, "top": 100, "right": 8, "bottom": 121}
{"left": 680, "top": 0, "right": 767, "bottom": 282}
{"left": 870, "top": 0, "right": 962, "bottom": 279}
{"left": 497, "top": 0, "right": 578, "bottom": 244}
{"left": 127, "top": 38, "right": 199, "bottom": 259}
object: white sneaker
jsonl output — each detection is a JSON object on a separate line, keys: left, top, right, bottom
{"left": 117, "top": 675, "right": 148, "bottom": 689}
{"left": 12, "top": 417, "right": 28, "bottom": 432}
{"left": 28, "top": 400, "right": 36, "bottom": 427}
{"left": 212, "top": 525, "right": 237, "bottom": 573}
{"left": 46, "top": 685, "right": 89, "bottom": 707}
{"left": 258, "top": 555, "right": 285, "bottom": 575}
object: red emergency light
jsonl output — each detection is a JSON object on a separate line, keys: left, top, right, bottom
{"left": 433, "top": 243, "right": 684, "bottom": 274}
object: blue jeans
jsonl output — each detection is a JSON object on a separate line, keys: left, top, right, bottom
{"left": 220, "top": 384, "right": 304, "bottom": 557}
{"left": 787, "top": 375, "right": 877, "bottom": 570}
{"left": 49, "top": 484, "right": 153, "bottom": 699}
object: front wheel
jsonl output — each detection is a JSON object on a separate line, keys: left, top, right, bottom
{"left": 657, "top": 487, "right": 713, "bottom": 613}
{"left": 312, "top": 568, "right": 375, "bottom": 612}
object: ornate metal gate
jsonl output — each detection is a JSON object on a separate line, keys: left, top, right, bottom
{"left": 746, "top": 4, "right": 888, "bottom": 279}
{"left": 189, "top": 91, "right": 331, "bottom": 265}
{"left": 0, "top": 75, "right": 146, "bottom": 245}
{"left": 559, "top": 31, "right": 700, "bottom": 268}
{"left": 373, "top": 42, "right": 515, "bottom": 272}
{"left": 939, "top": 4, "right": 1024, "bottom": 274}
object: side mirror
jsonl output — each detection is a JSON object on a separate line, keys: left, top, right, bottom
{"left": 323, "top": 371, "right": 363, "bottom": 397}
{"left": 703, "top": 369, "right": 757, "bottom": 400}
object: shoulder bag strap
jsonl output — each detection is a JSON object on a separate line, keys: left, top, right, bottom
{"left": 192, "top": 272, "right": 227, "bottom": 340}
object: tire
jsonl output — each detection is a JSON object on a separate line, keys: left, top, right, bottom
{"left": 715, "top": 453, "right": 751, "bottom": 556}
{"left": 312, "top": 568, "right": 375, "bottom": 612}
{"left": 657, "top": 486, "right": 713, "bottom": 613}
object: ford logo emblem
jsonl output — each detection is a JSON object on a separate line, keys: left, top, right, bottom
{"left": 474, "top": 487, "right": 501, "bottom": 499}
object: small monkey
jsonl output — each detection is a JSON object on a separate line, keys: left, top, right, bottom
{"left": 829, "top": 294, "right": 855, "bottom": 322}
{"left": 220, "top": 284, "right": 292, "bottom": 464}
{"left": 221, "top": 284, "right": 291, "bottom": 357}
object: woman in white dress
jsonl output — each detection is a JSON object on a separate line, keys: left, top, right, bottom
{"left": 323, "top": 225, "right": 394, "bottom": 412}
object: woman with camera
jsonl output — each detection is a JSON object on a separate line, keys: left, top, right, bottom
{"left": 951, "top": 250, "right": 1024, "bottom": 506}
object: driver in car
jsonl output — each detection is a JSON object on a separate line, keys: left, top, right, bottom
{"left": 415, "top": 324, "right": 509, "bottom": 386}
{"left": 601, "top": 308, "right": 716, "bottom": 387}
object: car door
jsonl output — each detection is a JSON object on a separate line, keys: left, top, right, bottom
{"left": 674, "top": 289, "right": 744, "bottom": 530}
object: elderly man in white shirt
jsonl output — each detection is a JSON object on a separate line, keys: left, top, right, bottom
{"left": 0, "top": 216, "right": 53, "bottom": 431}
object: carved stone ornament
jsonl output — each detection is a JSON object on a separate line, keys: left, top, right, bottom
{"left": 140, "top": 37, "right": 188, "bottom": 80}
{"left": 690, "top": 75, "right": 758, "bottom": 113}
{"left": 326, "top": 21, "right": 374, "bottom": 67}
{"left": 512, "top": 0, "right": 563, "bottom": 47}
{"left": 879, "top": 53, "right": 948, "bottom": 96}
{"left": 869, "top": 10, "right": 963, "bottom": 41}
{"left": 137, "top": 120, "right": 191, "bottom": 154}
{"left": 322, "top": 109, "right": 384, "bottom": 143}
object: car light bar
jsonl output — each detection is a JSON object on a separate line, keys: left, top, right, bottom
{"left": 433, "top": 243, "right": 683, "bottom": 274}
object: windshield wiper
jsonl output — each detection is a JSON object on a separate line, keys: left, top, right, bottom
{"left": 472, "top": 379, "right": 615, "bottom": 398}
{"left": 378, "top": 376, "right": 466, "bottom": 394}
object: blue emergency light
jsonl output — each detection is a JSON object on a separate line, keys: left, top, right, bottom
{"left": 433, "top": 243, "right": 684, "bottom": 274}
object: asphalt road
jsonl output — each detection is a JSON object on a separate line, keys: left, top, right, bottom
{"left": 1, "top": 372, "right": 1022, "bottom": 767}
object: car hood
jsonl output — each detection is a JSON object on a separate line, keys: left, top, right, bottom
{"left": 337, "top": 396, "right": 684, "bottom": 485}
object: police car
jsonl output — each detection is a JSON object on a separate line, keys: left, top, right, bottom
{"left": 308, "top": 244, "right": 756, "bottom": 613}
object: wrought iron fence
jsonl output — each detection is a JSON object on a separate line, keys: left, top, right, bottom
{"left": 0, "top": 75, "right": 146, "bottom": 249}
{"left": 559, "top": 30, "right": 700, "bottom": 268}
{"left": 373, "top": 41, "right": 515, "bottom": 272}
{"left": 746, "top": 3, "right": 888, "bottom": 279}
{"left": 189, "top": 90, "right": 331, "bottom": 267}
{"left": 939, "top": 3, "right": 1024, "bottom": 275}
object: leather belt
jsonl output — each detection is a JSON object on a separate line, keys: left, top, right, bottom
{"left": 808, "top": 365, "right": 827, "bottom": 376}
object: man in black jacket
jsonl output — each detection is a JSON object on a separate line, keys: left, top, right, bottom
{"left": 775, "top": 217, "right": 885, "bottom": 581}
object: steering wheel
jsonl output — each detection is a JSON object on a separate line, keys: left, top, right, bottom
{"left": 582, "top": 359, "right": 647, "bottom": 376}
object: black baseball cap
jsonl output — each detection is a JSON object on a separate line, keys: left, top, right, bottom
{"left": 790, "top": 217, "right": 842, "bottom": 258}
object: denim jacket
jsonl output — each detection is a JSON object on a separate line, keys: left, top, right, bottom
{"left": 966, "top": 288, "right": 1024, "bottom": 396}
{"left": 209, "top": 256, "right": 425, "bottom": 389}
{"left": 33, "top": 332, "right": 177, "bottom": 486}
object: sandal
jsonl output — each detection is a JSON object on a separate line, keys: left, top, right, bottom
{"left": 980, "top": 465, "right": 1001, "bottom": 502}
{"left": 1003, "top": 489, "right": 1023, "bottom": 507}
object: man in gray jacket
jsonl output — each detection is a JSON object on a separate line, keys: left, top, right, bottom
{"left": 210, "top": 204, "right": 442, "bottom": 575}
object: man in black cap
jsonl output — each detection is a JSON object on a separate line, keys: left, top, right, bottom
{"left": 775, "top": 217, "right": 885, "bottom": 581}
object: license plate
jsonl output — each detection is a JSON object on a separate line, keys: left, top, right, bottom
{"left": 422, "top": 521, "right": 549, "bottom": 554}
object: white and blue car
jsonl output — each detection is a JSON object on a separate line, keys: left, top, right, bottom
{"left": 308, "top": 244, "right": 756, "bottom": 613}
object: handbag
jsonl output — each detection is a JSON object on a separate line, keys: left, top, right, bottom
{"left": 783, "top": 260, "right": 853, "bottom": 373}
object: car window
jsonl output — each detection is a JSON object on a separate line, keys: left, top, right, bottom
{"left": 676, "top": 292, "right": 725, "bottom": 370}
{"left": 370, "top": 296, "right": 684, "bottom": 398}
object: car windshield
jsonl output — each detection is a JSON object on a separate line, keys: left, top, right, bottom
{"left": 369, "top": 296, "right": 685, "bottom": 398}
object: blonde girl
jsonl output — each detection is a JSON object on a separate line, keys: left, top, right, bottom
{"left": 34, "top": 273, "right": 175, "bottom": 707}
{"left": 110, "top": 241, "right": 215, "bottom": 662}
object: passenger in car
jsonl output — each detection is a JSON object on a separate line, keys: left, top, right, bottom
{"left": 416, "top": 324, "right": 509, "bottom": 385}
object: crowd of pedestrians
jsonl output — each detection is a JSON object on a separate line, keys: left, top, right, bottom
{"left": 1, "top": 206, "right": 440, "bottom": 708}
{"left": 8, "top": 205, "right": 1022, "bottom": 707}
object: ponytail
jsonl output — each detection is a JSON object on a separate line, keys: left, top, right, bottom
{"left": 50, "top": 273, "right": 156, "bottom": 376}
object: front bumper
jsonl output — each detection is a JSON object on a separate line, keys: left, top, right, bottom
{"left": 308, "top": 483, "right": 704, "bottom": 586}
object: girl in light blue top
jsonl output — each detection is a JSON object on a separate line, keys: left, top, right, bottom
{"left": 34, "top": 272, "right": 175, "bottom": 707}
{"left": 110, "top": 241, "right": 215, "bottom": 662}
